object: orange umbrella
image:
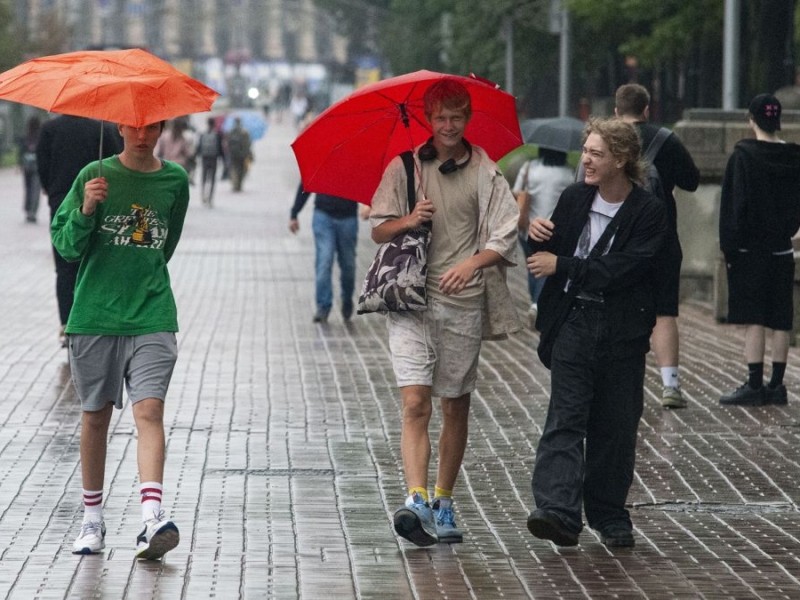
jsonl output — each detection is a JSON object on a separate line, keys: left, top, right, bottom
{"left": 0, "top": 48, "right": 218, "bottom": 127}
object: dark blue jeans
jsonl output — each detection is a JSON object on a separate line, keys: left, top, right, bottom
{"left": 518, "top": 232, "right": 546, "bottom": 304}
{"left": 312, "top": 210, "right": 358, "bottom": 314}
{"left": 531, "top": 301, "right": 646, "bottom": 533}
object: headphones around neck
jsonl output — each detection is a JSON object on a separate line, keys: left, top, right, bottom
{"left": 418, "top": 137, "right": 472, "bottom": 174}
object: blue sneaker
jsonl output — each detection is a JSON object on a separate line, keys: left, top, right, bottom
{"left": 432, "top": 498, "right": 463, "bottom": 543}
{"left": 393, "top": 493, "right": 438, "bottom": 546}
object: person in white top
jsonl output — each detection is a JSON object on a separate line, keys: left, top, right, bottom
{"left": 512, "top": 147, "right": 574, "bottom": 324}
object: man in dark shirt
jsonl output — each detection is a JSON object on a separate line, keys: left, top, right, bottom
{"left": 289, "top": 185, "right": 364, "bottom": 322}
{"left": 36, "top": 115, "right": 123, "bottom": 347}
{"left": 615, "top": 84, "right": 700, "bottom": 408}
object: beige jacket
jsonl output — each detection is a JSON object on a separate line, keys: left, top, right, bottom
{"left": 370, "top": 146, "right": 522, "bottom": 339}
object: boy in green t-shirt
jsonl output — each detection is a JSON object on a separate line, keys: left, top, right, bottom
{"left": 51, "top": 120, "right": 190, "bottom": 560}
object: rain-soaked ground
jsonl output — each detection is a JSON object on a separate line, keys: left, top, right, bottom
{"left": 0, "top": 118, "right": 799, "bottom": 599}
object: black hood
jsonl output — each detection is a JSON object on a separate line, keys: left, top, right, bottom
{"left": 735, "top": 138, "right": 800, "bottom": 179}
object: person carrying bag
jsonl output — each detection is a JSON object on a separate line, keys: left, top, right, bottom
{"left": 357, "top": 151, "right": 430, "bottom": 314}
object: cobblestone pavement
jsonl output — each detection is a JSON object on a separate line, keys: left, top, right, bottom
{"left": 1, "top": 118, "right": 800, "bottom": 599}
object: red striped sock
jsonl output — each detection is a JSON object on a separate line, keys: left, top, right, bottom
{"left": 140, "top": 481, "right": 163, "bottom": 522}
{"left": 82, "top": 489, "right": 103, "bottom": 521}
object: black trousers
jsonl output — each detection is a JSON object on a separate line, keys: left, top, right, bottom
{"left": 50, "top": 203, "right": 79, "bottom": 326}
{"left": 531, "top": 301, "right": 646, "bottom": 533}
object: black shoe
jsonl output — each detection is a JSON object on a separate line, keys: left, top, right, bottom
{"left": 526, "top": 509, "right": 579, "bottom": 546}
{"left": 597, "top": 523, "right": 635, "bottom": 547}
{"left": 312, "top": 311, "right": 329, "bottom": 323}
{"left": 720, "top": 383, "right": 765, "bottom": 406}
{"left": 342, "top": 303, "right": 353, "bottom": 321}
{"left": 765, "top": 384, "right": 788, "bottom": 405}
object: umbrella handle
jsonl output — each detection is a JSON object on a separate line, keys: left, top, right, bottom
{"left": 98, "top": 121, "right": 104, "bottom": 178}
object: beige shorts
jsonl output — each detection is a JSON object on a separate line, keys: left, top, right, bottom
{"left": 386, "top": 298, "right": 482, "bottom": 398}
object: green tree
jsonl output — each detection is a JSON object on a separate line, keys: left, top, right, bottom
{"left": 314, "top": 0, "right": 392, "bottom": 78}
{"left": 567, "top": 0, "right": 724, "bottom": 119}
{"left": 0, "top": 0, "right": 21, "bottom": 73}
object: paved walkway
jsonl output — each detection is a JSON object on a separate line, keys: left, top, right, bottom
{"left": 0, "top": 118, "right": 799, "bottom": 599}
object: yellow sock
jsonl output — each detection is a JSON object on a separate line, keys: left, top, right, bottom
{"left": 408, "top": 486, "right": 429, "bottom": 502}
{"left": 434, "top": 486, "right": 452, "bottom": 500}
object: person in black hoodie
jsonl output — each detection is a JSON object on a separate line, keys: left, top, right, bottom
{"left": 719, "top": 94, "right": 800, "bottom": 406}
{"left": 525, "top": 118, "right": 666, "bottom": 548}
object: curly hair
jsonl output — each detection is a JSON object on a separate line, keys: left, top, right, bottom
{"left": 583, "top": 117, "right": 646, "bottom": 184}
{"left": 423, "top": 78, "right": 472, "bottom": 121}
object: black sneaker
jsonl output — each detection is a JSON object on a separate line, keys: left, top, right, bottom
{"left": 526, "top": 509, "right": 579, "bottom": 546}
{"left": 342, "top": 302, "right": 354, "bottom": 321}
{"left": 720, "top": 383, "right": 765, "bottom": 406}
{"left": 765, "top": 384, "right": 788, "bottom": 405}
{"left": 312, "top": 310, "right": 329, "bottom": 323}
{"left": 597, "top": 523, "right": 635, "bottom": 548}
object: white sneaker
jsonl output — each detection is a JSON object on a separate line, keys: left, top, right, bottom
{"left": 135, "top": 511, "right": 179, "bottom": 560}
{"left": 72, "top": 520, "right": 106, "bottom": 554}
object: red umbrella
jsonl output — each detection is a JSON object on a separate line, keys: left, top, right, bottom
{"left": 291, "top": 70, "right": 522, "bottom": 205}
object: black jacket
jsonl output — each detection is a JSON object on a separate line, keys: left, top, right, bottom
{"left": 719, "top": 138, "right": 800, "bottom": 254}
{"left": 290, "top": 183, "right": 358, "bottom": 220}
{"left": 36, "top": 115, "right": 123, "bottom": 212}
{"left": 531, "top": 182, "right": 667, "bottom": 356}
{"left": 635, "top": 122, "right": 699, "bottom": 231}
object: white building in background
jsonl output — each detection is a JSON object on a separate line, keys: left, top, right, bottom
{"left": 12, "top": 0, "right": 352, "bottom": 106}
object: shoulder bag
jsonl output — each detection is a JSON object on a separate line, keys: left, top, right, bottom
{"left": 357, "top": 152, "right": 431, "bottom": 314}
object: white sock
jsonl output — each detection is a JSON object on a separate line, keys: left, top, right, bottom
{"left": 140, "top": 481, "right": 163, "bottom": 522}
{"left": 82, "top": 489, "right": 103, "bottom": 522}
{"left": 661, "top": 366, "right": 680, "bottom": 388}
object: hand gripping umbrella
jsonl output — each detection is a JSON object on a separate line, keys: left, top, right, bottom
{"left": 0, "top": 48, "right": 219, "bottom": 172}
{"left": 291, "top": 70, "right": 522, "bottom": 205}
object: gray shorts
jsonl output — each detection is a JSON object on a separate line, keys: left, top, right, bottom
{"left": 68, "top": 332, "right": 178, "bottom": 412}
{"left": 386, "top": 298, "right": 482, "bottom": 398}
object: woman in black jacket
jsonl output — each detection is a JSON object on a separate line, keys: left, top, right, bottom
{"left": 524, "top": 117, "right": 666, "bottom": 548}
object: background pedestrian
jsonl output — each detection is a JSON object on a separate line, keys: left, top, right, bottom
{"left": 512, "top": 146, "right": 573, "bottom": 326}
{"left": 289, "top": 184, "right": 364, "bottom": 322}
{"left": 226, "top": 117, "right": 253, "bottom": 192}
{"left": 17, "top": 114, "right": 42, "bottom": 223}
{"left": 36, "top": 115, "right": 123, "bottom": 347}
{"left": 718, "top": 94, "right": 800, "bottom": 406}
{"left": 196, "top": 116, "right": 225, "bottom": 206}
{"left": 614, "top": 83, "right": 700, "bottom": 409}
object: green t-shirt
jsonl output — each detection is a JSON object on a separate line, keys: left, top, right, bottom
{"left": 51, "top": 156, "right": 190, "bottom": 335}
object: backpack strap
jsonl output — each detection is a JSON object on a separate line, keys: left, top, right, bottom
{"left": 643, "top": 127, "right": 671, "bottom": 163}
{"left": 400, "top": 151, "right": 417, "bottom": 212}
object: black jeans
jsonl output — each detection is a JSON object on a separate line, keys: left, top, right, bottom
{"left": 531, "top": 300, "right": 646, "bottom": 533}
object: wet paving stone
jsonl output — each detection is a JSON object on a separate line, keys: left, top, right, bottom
{"left": 1, "top": 120, "right": 800, "bottom": 598}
